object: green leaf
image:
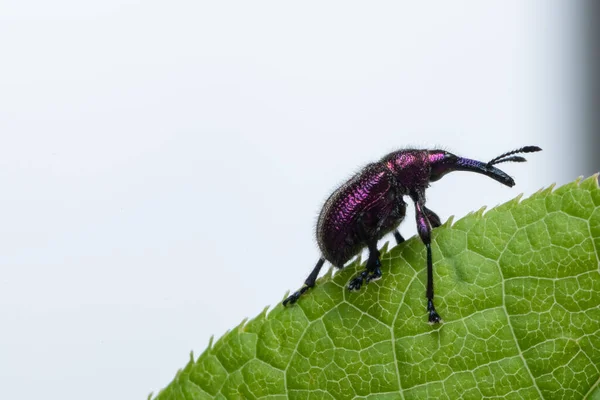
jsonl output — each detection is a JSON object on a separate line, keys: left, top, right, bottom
{"left": 153, "top": 175, "right": 600, "bottom": 400}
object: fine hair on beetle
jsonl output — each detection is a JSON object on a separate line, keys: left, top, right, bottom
{"left": 283, "top": 145, "right": 542, "bottom": 323}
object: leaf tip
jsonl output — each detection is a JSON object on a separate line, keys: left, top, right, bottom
{"left": 260, "top": 305, "right": 270, "bottom": 319}
{"left": 501, "top": 192, "right": 524, "bottom": 209}
{"left": 578, "top": 174, "right": 600, "bottom": 191}
{"left": 475, "top": 205, "right": 487, "bottom": 216}
{"left": 515, "top": 192, "right": 524, "bottom": 202}
{"left": 443, "top": 215, "right": 455, "bottom": 227}
{"left": 355, "top": 253, "right": 362, "bottom": 266}
{"left": 238, "top": 317, "right": 249, "bottom": 332}
{"left": 380, "top": 241, "right": 390, "bottom": 254}
{"left": 540, "top": 182, "right": 557, "bottom": 195}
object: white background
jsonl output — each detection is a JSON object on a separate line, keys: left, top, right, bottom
{"left": 0, "top": 1, "right": 586, "bottom": 399}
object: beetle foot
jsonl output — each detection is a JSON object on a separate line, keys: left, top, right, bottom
{"left": 348, "top": 266, "right": 382, "bottom": 290}
{"left": 366, "top": 266, "right": 382, "bottom": 283}
{"left": 427, "top": 299, "right": 442, "bottom": 324}
{"left": 348, "top": 270, "right": 368, "bottom": 291}
{"left": 282, "top": 286, "right": 309, "bottom": 306}
{"left": 428, "top": 310, "right": 442, "bottom": 324}
{"left": 282, "top": 292, "right": 300, "bottom": 306}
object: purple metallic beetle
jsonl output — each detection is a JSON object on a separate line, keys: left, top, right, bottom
{"left": 283, "top": 146, "right": 542, "bottom": 323}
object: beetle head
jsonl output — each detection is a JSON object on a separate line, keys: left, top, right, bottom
{"left": 428, "top": 146, "right": 542, "bottom": 187}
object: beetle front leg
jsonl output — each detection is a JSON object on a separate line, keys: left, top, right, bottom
{"left": 348, "top": 241, "right": 381, "bottom": 291}
{"left": 423, "top": 206, "right": 442, "bottom": 228}
{"left": 413, "top": 198, "right": 442, "bottom": 324}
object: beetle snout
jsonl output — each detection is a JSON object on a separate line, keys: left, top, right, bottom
{"left": 455, "top": 158, "right": 516, "bottom": 187}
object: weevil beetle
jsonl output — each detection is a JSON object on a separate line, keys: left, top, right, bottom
{"left": 283, "top": 146, "right": 542, "bottom": 323}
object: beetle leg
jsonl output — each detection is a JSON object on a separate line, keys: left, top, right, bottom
{"left": 347, "top": 270, "right": 369, "bottom": 291}
{"left": 365, "top": 241, "right": 382, "bottom": 282}
{"left": 394, "top": 230, "right": 405, "bottom": 244}
{"left": 348, "top": 240, "right": 381, "bottom": 290}
{"left": 282, "top": 257, "right": 326, "bottom": 306}
{"left": 423, "top": 206, "right": 442, "bottom": 228}
{"left": 412, "top": 195, "right": 442, "bottom": 324}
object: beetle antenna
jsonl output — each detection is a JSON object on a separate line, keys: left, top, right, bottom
{"left": 487, "top": 156, "right": 527, "bottom": 165}
{"left": 487, "top": 146, "right": 542, "bottom": 167}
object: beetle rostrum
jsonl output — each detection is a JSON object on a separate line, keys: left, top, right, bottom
{"left": 283, "top": 146, "right": 542, "bottom": 323}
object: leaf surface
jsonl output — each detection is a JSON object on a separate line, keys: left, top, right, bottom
{"left": 154, "top": 175, "right": 600, "bottom": 400}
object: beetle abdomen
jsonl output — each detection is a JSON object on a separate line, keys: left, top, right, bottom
{"left": 316, "top": 164, "right": 401, "bottom": 267}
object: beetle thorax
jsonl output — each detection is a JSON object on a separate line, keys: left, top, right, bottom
{"left": 383, "top": 149, "right": 431, "bottom": 192}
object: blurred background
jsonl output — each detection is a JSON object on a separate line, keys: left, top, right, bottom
{"left": 0, "top": 1, "right": 597, "bottom": 399}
